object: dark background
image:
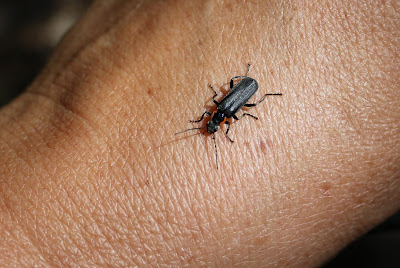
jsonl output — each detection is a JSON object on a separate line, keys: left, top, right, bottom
{"left": 0, "top": 1, "right": 399, "bottom": 267}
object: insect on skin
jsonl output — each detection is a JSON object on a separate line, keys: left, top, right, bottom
{"left": 175, "top": 64, "right": 282, "bottom": 169}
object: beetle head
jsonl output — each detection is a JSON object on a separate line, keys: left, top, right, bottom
{"left": 207, "top": 121, "right": 219, "bottom": 134}
{"left": 207, "top": 111, "right": 225, "bottom": 134}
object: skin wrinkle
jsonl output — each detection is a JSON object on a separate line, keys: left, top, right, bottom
{"left": 0, "top": 134, "right": 57, "bottom": 264}
{"left": 150, "top": 175, "right": 199, "bottom": 264}
{"left": 82, "top": 190, "right": 128, "bottom": 264}
{"left": 3, "top": 99, "right": 139, "bottom": 264}
{"left": 4, "top": 103, "right": 177, "bottom": 264}
{"left": 25, "top": 86, "right": 112, "bottom": 167}
{"left": 0, "top": 173, "right": 46, "bottom": 265}
{"left": 40, "top": 168, "right": 108, "bottom": 265}
{"left": 13, "top": 179, "right": 65, "bottom": 265}
{"left": 31, "top": 0, "right": 147, "bottom": 91}
{"left": 42, "top": 200, "right": 90, "bottom": 266}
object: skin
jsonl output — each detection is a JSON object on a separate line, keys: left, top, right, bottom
{"left": 0, "top": 0, "right": 399, "bottom": 266}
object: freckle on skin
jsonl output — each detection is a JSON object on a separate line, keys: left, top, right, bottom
{"left": 260, "top": 138, "right": 273, "bottom": 153}
{"left": 320, "top": 181, "right": 332, "bottom": 195}
{"left": 260, "top": 140, "right": 267, "bottom": 153}
{"left": 225, "top": 3, "right": 233, "bottom": 12}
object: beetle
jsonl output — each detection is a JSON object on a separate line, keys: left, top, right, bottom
{"left": 175, "top": 64, "right": 282, "bottom": 169}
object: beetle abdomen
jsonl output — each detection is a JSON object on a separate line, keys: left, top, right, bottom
{"left": 218, "top": 77, "right": 258, "bottom": 118}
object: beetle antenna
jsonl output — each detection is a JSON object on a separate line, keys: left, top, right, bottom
{"left": 212, "top": 133, "right": 218, "bottom": 170}
{"left": 246, "top": 63, "right": 251, "bottom": 76}
{"left": 174, "top": 127, "right": 206, "bottom": 135}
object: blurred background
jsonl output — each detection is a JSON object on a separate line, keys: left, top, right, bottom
{"left": 0, "top": 0, "right": 91, "bottom": 106}
{"left": 0, "top": 1, "right": 399, "bottom": 267}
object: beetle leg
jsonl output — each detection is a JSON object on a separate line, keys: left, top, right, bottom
{"left": 230, "top": 64, "right": 252, "bottom": 88}
{"left": 235, "top": 113, "right": 259, "bottom": 121}
{"left": 244, "top": 93, "right": 283, "bottom": 108}
{"left": 212, "top": 133, "right": 218, "bottom": 170}
{"left": 266, "top": 93, "right": 283, "bottom": 96}
{"left": 208, "top": 84, "right": 219, "bottom": 105}
{"left": 244, "top": 94, "right": 267, "bottom": 107}
{"left": 224, "top": 121, "right": 234, "bottom": 143}
{"left": 190, "top": 111, "right": 212, "bottom": 123}
{"left": 246, "top": 63, "right": 251, "bottom": 76}
{"left": 229, "top": 75, "right": 248, "bottom": 89}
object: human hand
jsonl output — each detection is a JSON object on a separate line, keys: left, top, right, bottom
{"left": 0, "top": 0, "right": 399, "bottom": 266}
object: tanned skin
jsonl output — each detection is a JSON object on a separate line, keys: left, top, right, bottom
{"left": 0, "top": 0, "right": 399, "bottom": 266}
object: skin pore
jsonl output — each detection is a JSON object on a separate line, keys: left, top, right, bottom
{"left": 0, "top": 0, "right": 399, "bottom": 266}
